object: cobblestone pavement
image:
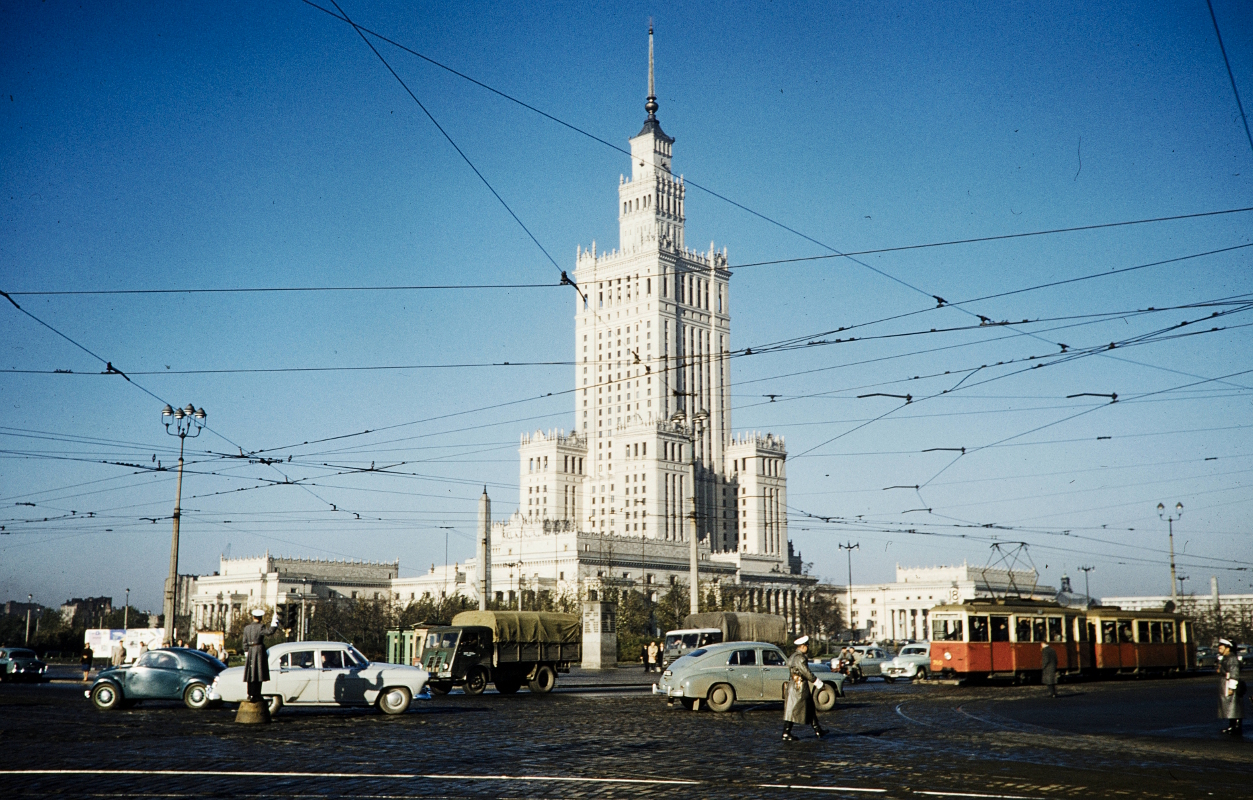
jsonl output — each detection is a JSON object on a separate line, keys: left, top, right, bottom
{"left": 1, "top": 673, "right": 1248, "bottom": 799}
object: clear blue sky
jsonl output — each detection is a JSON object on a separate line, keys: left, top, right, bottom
{"left": 2, "top": 1, "right": 1251, "bottom": 611}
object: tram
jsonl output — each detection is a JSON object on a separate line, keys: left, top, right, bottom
{"left": 927, "top": 598, "right": 1195, "bottom": 682}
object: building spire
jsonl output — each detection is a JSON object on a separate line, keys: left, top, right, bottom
{"left": 645, "top": 22, "right": 658, "bottom": 120}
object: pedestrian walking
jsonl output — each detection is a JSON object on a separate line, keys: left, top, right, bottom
{"left": 647, "top": 640, "right": 659, "bottom": 674}
{"left": 1040, "top": 641, "right": 1059, "bottom": 698}
{"left": 782, "top": 635, "right": 828, "bottom": 741}
{"left": 80, "top": 645, "right": 93, "bottom": 682}
{"left": 641, "top": 642, "right": 649, "bottom": 672}
{"left": 1217, "top": 638, "right": 1245, "bottom": 736}
{"left": 241, "top": 608, "right": 280, "bottom": 702}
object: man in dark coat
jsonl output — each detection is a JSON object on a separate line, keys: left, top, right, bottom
{"left": 782, "top": 635, "right": 828, "bottom": 741}
{"left": 241, "top": 608, "right": 279, "bottom": 702}
{"left": 1040, "top": 641, "right": 1059, "bottom": 697}
{"left": 1217, "top": 638, "right": 1244, "bottom": 736}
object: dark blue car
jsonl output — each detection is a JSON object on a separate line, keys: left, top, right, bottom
{"left": 87, "top": 648, "right": 226, "bottom": 710}
{"left": 0, "top": 647, "right": 47, "bottom": 682}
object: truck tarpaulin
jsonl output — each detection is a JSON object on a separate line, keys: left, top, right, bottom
{"left": 681, "top": 612, "right": 788, "bottom": 645}
{"left": 452, "top": 611, "right": 580, "bottom": 645}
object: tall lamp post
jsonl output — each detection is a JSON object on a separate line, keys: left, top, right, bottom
{"left": 123, "top": 588, "right": 129, "bottom": 629}
{"left": 1077, "top": 566, "right": 1094, "bottom": 605}
{"left": 162, "top": 403, "right": 206, "bottom": 646}
{"left": 1157, "top": 502, "right": 1183, "bottom": 608}
{"left": 672, "top": 409, "right": 708, "bottom": 617}
{"left": 24, "top": 593, "right": 33, "bottom": 645}
{"left": 839, "top": 543, "right": 859, "bottom": 637}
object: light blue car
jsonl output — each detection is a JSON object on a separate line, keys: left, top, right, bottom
{"left": 653, "top": 641, "right": 844, "bottom": 713}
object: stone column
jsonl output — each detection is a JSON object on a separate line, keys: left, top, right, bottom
{"left": 581, "top": 600, "right": 618, "bottom": 670}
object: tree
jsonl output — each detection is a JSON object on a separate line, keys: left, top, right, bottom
{"left": 797, "top": 587, "right": 844, "bottom": 656}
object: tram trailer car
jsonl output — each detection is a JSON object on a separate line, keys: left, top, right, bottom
{"left": 928, "top": 599, "right": 1194, "bottom": 683}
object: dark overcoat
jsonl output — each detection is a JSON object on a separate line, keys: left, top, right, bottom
{"left": 1218, "top": 653, "right": 1244, "bottom": 720}
{"left": 1040, "top": 644, "right": 1058, "bottom": 686}
{"left": 241, "top": 619, "right": 279, "bottom": 683}
{"left": 783, "top": 651, "right": 817, "bottom": 724}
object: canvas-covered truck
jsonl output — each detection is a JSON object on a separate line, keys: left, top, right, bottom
{"left": 663, "top": 612, "right": 788, "bottom": 667}
{"left": 416, "top": 611, "right": 581, "bottom": 696}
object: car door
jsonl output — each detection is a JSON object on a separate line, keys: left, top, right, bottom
{"left": 760, "top": 647, "right": 790, "bottom": 700}
{"left": 318, "top": 648, "right": 368, "bottom": 704}
{"left": 275, "top": 649, "right": 318, "bottom": 703}
{"left": 125, "top": 651, "right": 183, "bottom": 699}
{"left": 724, "top": 648, "right": 762, "bottom": 699}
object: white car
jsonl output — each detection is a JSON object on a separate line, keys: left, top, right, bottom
{"left": 209, "top": 641, "right": 429, "bottom": 715}
{"left": 883, "top": 643, "right": 931, "bottom": 681}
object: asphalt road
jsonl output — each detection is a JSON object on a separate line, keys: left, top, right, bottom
{"left": 1, "top": 672, "right": 1248, "bottom": 799}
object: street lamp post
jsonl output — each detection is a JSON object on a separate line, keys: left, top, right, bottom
{"left": 839, "top": 543, "right": 859, "bottom": 636}
{"left": 300, "top": 580, "right": 308, "bottom": 642}
{"left": 162, "top": 403, "right": 206, "bottom": 646}
{"left": 672, "top": 409, "right": 708, "bottom": 617}
{"left": 1078, "top": 566, "right": 1094, "bottom": 605}
{"left": 24, "top": 593, "right": 33, "bottom": 645}
{"left": 124, "top": 588, "right": 129, "bottom": 629}
{"left": 1157, "top": 502, "right": 1183, "bottom": 608}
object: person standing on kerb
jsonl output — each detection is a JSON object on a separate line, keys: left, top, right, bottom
{"left": 1040, "top": 641, "right": 1059, "bottom": 698}
{"left": 782, "top": 635, "right": 828, "bottom": 741}
{"left": 241, "top": 608, "right": 280, "bottom": 702}
{"left": 1217, "top": 638, "right": 1244, "bottom": 736}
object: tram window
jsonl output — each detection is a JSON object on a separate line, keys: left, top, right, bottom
{"left": 932, "top": 617, "right": 963, "bottom": 641}
{"left": 1163, "top": 622, "right": 1176, "bottom": 643}
{"left": 1101, "top": 621, "right": 1118, "bottom": 644}
{"left": 1137, "top": 621, "right": 1150, "bottom": 643}
{"left": 1048, "top": 617, "right": 1064, "bottom": 642}
{"left": 1015, "top": 618, "right": 1032, "bottom": 642}
{"left": 969, "top": 616, "right": 990, "bottom": 642}
{"left": 1033, "top": 618, "right": 1047, "bottom": 643}
{"left": 1149, "top": 622, "right": 1163, "bottom": 643}
{"left": 991, "top": 616, "right": 1010, "bottom": 642}
{"left": 1117, "top": 620, "right": 1134, "bottom": 643}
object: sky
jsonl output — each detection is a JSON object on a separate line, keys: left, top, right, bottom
{"left": 2, "top": 0, "right": 1251, "bottom": 612}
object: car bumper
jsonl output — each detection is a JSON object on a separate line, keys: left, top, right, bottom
{"left": 652, "top": 682, "right": 685, "bottom": 697}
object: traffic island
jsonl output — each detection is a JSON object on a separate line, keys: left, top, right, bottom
{"left": 234, "top": 699, "right": 270, "bottom": 724}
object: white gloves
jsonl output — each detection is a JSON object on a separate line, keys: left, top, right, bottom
{"left": 814, "top": 678, "right": 824, "bottom": 688}
{"left": 271, "top": 613, "right": 281, "bottom": 628}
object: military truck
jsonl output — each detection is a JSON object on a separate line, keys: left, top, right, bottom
{"left": 417, "top": 611, "right": 581, "bottom": 695}
{"left": 663, "top": 612, "right": 788, "bottom": 668}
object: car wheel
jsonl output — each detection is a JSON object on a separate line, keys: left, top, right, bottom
{"left": 91, "top": 682, "right": 122, "bottom": 710}
{"left": 265, "top": 695, "right": 283, "bottom": 716}
{"left": 464, "top": 667, "right": 488, "bottom": 695}
{"left": 527, "top": 665, "right": 557, "bottom": 694}
{"left": 428, "top": 681, "right": 451, "bottom": 696}
{"left": 813, "top": 683, "right": 837, "bottom": 712}
{"left": 183, "top": 682, "right": 210, "bottom": 710}
{"left": 378, "top": 686, "right": 411, "bottom": 715}
{"left": 883, "top": 675, "right": 896, "bottom": 684}
{"left": 706, "top": 683, "right": 735, "bottom": 712}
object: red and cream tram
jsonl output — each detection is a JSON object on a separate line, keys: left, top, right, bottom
{"left": 928, "top": 599, "right": 1195, "bottom": 682}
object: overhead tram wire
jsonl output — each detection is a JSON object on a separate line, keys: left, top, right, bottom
{"left": 6, "top": 281, "right": 559, "bottom": 297}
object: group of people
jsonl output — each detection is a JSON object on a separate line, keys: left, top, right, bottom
{"left": 640, "top": 640, "right": 663, "bottom": 673}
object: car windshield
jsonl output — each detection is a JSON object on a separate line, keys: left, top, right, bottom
{"left": 347, "top": 646, "right": 369, "bottom": 667}
{"left": 182, "top": 650, "right": 226, "bottom": 670}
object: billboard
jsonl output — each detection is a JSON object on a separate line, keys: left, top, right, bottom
{"left": 84, "top": 628, "right": 166, "bottom": 660}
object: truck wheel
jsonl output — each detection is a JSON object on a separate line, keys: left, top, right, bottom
{"left": 183, "top": 682, "right": 210, "bottom": 710}
{"left": 495, "top": 675, "right": 523, "bottom": 694}
{"left": 378, "top": 686, "right": 411, "bottom": 715}
{"left": 428, "top": 682, "right": 451, "bottom": 696}
{"left": 527, "top": 665, "right": 557, "bottom": 694}
{"left": 706, "top": 683, "right": 735, "bottom": 712}
{"left": 464, "top": 667, "right": 488, "bottom": 695}
{"left": 813, "top": 684, "right": 837, "bottom": 712}
{"left": 91, "top": 682, "right": 122, "bottom": 710}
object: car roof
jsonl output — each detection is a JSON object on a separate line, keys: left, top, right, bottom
{"left": 266, "top": 641, "right": 357, "bottom": 654}
{"left": 681, "top": 641, "right": 782, "bottom": 654}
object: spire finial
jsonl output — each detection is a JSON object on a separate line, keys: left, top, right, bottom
{"left": 645, "top": 21, "right": 658, "bottom": 120}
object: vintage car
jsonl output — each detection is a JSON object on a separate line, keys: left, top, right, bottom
{"left": 0, "top": 647, "right": 47, "bottom": 682}
{"left": 1195, "top": 646, "right": 1217, "bottom": 669}
{"left": 653, "top": 641, "right": 844, "bottom": 713}
{"left": 209, "top": 641, "right": 429, "bottom": 715}
{"left": 883, "top": 642, "right": 932, "bottom": 681}
{"left": 87, "top": 648, "right": 225, "bottom": 710}
{"left": 848, "top": 645, "right": 893, "bottom": 682}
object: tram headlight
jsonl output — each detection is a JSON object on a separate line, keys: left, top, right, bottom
{"left": 944, "top": 651, "right": 952, "bottom": 661}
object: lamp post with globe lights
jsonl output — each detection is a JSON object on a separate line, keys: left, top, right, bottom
{"left": 162, "top": 404, "right": 206, "bottom": 646}
{"left": 1157, "top": 502, "right": 1183, "bottom": 608}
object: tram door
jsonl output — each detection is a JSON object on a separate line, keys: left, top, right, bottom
{"left": 990, "top": 615, "right": 1013, "bottom": 672}
{"left": 1084, "top": 621, "right": 1097, "bottom": 669}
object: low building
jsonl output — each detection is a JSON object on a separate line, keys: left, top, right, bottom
{"left": 840, "top": 563, "right": 1056, "bottom": 642}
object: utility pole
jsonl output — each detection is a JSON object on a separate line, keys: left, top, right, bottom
{"left": 1078, "top": 566, "right": 1094, "bottom": 604}
{"left": 161, "top": 404, "right": 206, "bottom": 646}
{"left": 24, "top": 593, "right": 33, "bottom": 645}
{"left": 839, "top": 543, "right": 859, "bottom": 636}
{"left": 673, "top": 409, "right": 708, "bottom": 617}
{"left": 123, "top": 588, "right": 129, "bottom": 629}
{"left": 1157, "top": 502, "right": 1183, "bottom": 608}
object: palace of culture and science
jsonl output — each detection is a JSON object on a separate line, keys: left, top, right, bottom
{"left": 189, "top": 32, "right": 815, "bottom": 637}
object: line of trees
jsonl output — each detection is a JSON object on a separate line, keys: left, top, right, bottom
{"left": 0, "top": 606, "right": 151, "bottom": 657}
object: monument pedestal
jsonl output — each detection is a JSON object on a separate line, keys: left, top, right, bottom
{"left": 581, "top": 601, "right": 618, "bottom": 669}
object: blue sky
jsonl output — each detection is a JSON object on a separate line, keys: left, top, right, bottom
{"left": 2, "top": 1, "right": 1251, "bottom": 611}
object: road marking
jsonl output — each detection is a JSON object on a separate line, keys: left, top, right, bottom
{"left": 758, "top": 784, "right": 887, "bottom": 793}
{"left": 915, "top": 792, "right": 1040, "bottom": 800}
{"left": 0, "top": 770, "right": 700, "bottom": 786}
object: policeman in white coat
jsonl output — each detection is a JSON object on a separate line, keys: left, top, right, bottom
{"left": 1217, "top": 638, "right": 1244, "bottom": 736}
{"left": 783, "top": 635, "right": 828, "bottom": 741}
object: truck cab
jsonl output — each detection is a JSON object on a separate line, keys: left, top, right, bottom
{"left": 663, "top": 628, "right": 723, "bottom": 668}
{"left": 421, "top": 626, "right": 495, "bottom": 695}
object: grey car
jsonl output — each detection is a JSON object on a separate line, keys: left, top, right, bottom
{"left": 87, "top": 648, "right": 226, "bottom": 710}
{"left": 0, "top": 647, "right": 47, "bottom": 682}
{"left": 654, "top": 641, "right": 844, "bottom": 713}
